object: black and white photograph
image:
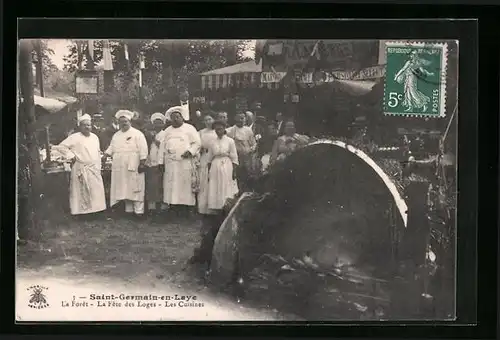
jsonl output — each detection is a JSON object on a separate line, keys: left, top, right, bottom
{"left": 16, "top": 37, "right": 458, "bottom": 321}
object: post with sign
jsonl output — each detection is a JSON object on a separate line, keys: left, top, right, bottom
{"left": 75, "top": 70, "right": 99, "bottom": 118}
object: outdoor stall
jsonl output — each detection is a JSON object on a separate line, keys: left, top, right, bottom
{"left": 23, "top": 93, "right": 75, "bottom": 216}
{"left": 190, "top": 60, "right": 283, "bottom": 121}
{"left": 31, "top": 92, "right": 77, "bottom": 168}
{"left": 253, "top": 40, "right": 387, "bottom": 136}
{"left": 29, "top": 91, "right": 116, "bottom": 215}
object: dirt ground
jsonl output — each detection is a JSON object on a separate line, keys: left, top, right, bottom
{"left": 16, "top": 210, "right": 296, "bottom": 321}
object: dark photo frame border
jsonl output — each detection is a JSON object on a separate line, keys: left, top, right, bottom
{"left": 2, "top": 4, "right": 497, "bottom": 339}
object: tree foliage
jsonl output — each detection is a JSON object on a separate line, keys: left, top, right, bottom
{"left": 59, "top": 39, "right": 254, "bottom": 115}
{"left": 31, "top": 40, "right": 58, "bottom": 80}
{"left": 63, "top": 40, "right": 252, "bottom": 73}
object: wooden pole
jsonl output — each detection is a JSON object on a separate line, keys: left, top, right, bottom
{"left": 19, "top": 39, "right": 43, "bottom": 240}
{"left": 34, "top": 40, "right": 51, "bottom": 162}
{"left": 44, "top": 125, "right": 51, "bottom": 163}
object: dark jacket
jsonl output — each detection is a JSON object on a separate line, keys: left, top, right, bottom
{"left": 98, "top": 126, "right": 118, "bottom": 152}
{"left": 258, "top": 135, "right": 276, "bottom": 157}
{"left": 276, "top": 120, "right": 285, "bottom": 136}
{"left": 248, "top": 122, "right": 265, "bottom": 138}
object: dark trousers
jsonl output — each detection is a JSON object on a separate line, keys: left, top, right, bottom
{"left": 102, "top": 170, "right": 112, "bottom": 208}
{"left": 236, "top": 164, "right": 253, "bottom": 192}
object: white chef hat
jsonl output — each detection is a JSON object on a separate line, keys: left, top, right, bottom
{"left": 165, "top": 106, "right": 183, "bottom": 121}
{"left": 115, "top": 109, "right": 134, "bottom": 121}
{"left": 78, "top": 114, "right": 92, "bottom": 124}
{"left": 150, "top": 112, "right": 166, "bottom": 124}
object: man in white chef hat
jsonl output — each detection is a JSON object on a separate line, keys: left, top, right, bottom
{"left": 102, "top": 109, "right": 149, "bottom": 218}
{"left": 58, "top": 113, "right": 107, "bottom": 217}
{"left": 145, "top": 112, "right": 168, "bottom": 218}
{"left": 158, "top": 106, "right": 201, "bottom": 217}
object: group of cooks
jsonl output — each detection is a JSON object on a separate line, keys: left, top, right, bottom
{"left": 56, "top": 106, "right": 309, "bottom": 220}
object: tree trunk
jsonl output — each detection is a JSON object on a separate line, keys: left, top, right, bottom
{"left": 34, "top": 41, "right": 45, "bottom": 97}
{"left": 161, "top": 42, "right": 176, "bottom": 103}
{"left": 18, "top": 40, "right": 44, "bottom": 241}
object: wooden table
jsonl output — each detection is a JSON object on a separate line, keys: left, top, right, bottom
{"left": 42, "top": 164, "right": 112, "bottom": 214}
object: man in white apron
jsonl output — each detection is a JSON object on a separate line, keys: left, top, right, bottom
{"left": 158, "top": 107, "right": 201, "bottom": 218}
{"left": 103, "top": 110, "right": 149, "bottom": 218}
{"left": 58, "top": 114, "right": 106, "bottom": 217}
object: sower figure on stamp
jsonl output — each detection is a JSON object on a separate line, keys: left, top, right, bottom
{"left": 394, "top": 50, "right": 434, "bottom": 113}
{"left": 158, "top": 107, "right": 201, "bottom": 219}
{"left": 145, "top": 112, "right": 168, "bottom": 219}
{"left": 103, "top": 110, "right": 149, "bottom": 219}
{"left": 58, "top": 114, "right": 107, "bottom": 219}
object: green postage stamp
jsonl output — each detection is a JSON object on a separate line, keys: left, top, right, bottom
{"left": 383, "top": 41, "right": 448, "bottom": 117}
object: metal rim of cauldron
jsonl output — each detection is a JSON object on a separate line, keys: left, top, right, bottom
{"left": 305, "top": 139, "right": 408, "bottom": 227}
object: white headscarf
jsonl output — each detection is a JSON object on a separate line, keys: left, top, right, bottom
{"left": 150, "top": 112, "right": 166, "bottom": 124}
{"left": 115, "top": 109, "right": 134, "bottom": 121}
{"left": 78, "top": 114, "right": 92, "bottom": 124}
{"left": 165, "top": 106, "right": 183, "bottom": 121}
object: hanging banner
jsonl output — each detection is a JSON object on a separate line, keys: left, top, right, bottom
{"left": 138, "top": 53, "right": 145, "bottom": 88}
{"left": 88, "top": 40, "right": 95, "bottom": 62}
{"left": 76, "top": 41, "right": 84, "bottom": 70}
{"left": 260, "top": 65, "right": 385, "bottom": 84}
{"left": 124, "top": 44, "right": 129, "bottom": 61}
{"left": 261, "top": 40, "right": 379, "bottom": 72}
{"left": 102, "top": 40, "right": 113, "bottom": 71}
{"left": 347, "top": 65, "right": 386, "bottom": 80}
{"left": 139, "top": 53, "right": 146, "bottom": 69}
{"left": 378, "top": 40, "right": 388, "bottom": 65}
{"left": 298, "top": 65, "right": 385, "bottom": 84}
{"left": 268, "top": 42, "right": 284, "bottom": 56}
{"left": 180, "top": 101, "right": 190, "bottom": 121}
{"left": 260, "top": 72, "right": 287, "bottom": 83}
{"left": 280, "top": 40, "right": 355, "bottom": 66}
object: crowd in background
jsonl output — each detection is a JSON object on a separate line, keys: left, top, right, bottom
{"left": 54, "top": 106, "right": 311, "bottom": 224}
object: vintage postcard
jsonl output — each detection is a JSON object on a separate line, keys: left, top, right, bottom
{"left": 17, "top": 37, "right": 458, "bottom": 321}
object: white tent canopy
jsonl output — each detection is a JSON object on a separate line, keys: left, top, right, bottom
{"left": 34, "top": 95, "right": 68, "bottom": 113}
{"left": 34, "top": 88, "right": 78, "bottom": 105}
{"left": 200, "top": 60, "right": 265, "bottom": 90}
{"left": 200, "top": 60, "right": 262, "bottom": 76}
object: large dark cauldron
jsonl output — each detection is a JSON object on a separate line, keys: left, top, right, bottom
{"left": 210, "top": 140, "right": 416, "bottom": 320}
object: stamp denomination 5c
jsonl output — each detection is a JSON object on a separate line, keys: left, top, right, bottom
{"left": 384, "top": 41, "right": 448, "bottom": 117}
